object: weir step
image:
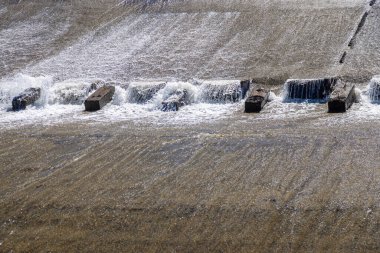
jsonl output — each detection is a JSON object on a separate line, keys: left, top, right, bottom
{"left": 245, "top": 88, "right": 269, "bottom": 113}
{"left": 200, "top": 80, "right": 242, "bottom": 103}
{"left": 368, "top": 77, "right": 380, "bottom": 102}
{"left": 128, "top": 82, "right": 166, "bottom": 104}
{"left": 84, "top": 86, "right": 115, "bottom": 111}
{"left": 328, "top": 81, "right": 356, "bottom": 113}
{"left": 12, "top": 88, "right": 41, "bottom": 111}
{"left": 284, "top": 78, "right": 337, "bottom": 102}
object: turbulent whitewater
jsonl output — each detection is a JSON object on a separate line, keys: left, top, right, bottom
{"left": 1, "top": 0, "right": 380, "bottom": 128}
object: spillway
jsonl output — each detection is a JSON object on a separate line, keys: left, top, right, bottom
{"left": 2, "top": 1, "right": 380, "bottom": 252}
{"left": 0, "top": 0, "right": 367, "bottom": 81}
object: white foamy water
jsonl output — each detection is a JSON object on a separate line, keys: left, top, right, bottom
{"left": 2, "top": 75, "right": 380, "bottom": 129}
{"left": 0, "top": 74, "right": 53, "bottom": 108}
{"left": 241, "top": 86, "right": 380, "bottom": 125}
{"left": 0, "top": 76, "right": 244, "bottom": 128}
{"left": 251, "top": 92, "right": 325, "bottom": 120}
{"left": 315, "top": 87, "right": 380, "bottom": 126}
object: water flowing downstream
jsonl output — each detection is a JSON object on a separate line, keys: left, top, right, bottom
{"left": 1, "top": 1, "right": 380, "bottom": 252}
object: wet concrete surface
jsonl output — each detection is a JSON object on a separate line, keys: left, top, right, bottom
{"left": 0, "top": 116, "right": 379, "bottom": 252}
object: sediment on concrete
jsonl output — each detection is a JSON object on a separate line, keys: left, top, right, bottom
{"left": 84, "top": 86, "right": 115, "bottom": 112}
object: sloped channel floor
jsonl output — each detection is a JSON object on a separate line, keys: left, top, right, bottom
{"left": 0, "top": 114, "right": 379, "bottom": 252}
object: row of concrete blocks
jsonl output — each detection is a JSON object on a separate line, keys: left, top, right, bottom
{"left": 85, "top": 80, "right": 251, "bottom": 112}
{"left": 11, "top": 78, "right": 355, "bottom": 113}
{"left": 11, "top": 80, "right": 252, "bottom": 112}
{"left": 245, "top": 78, "right": 356, "bottom": 113}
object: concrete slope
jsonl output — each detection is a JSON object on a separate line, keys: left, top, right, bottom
{"left": 342, "top": 1, "right": 380, "bottom": 81}
{"left": 0, "top": 120, "right": 379, "bottom": 252}
{"left": 0, "top": 0, "right": 367, "bottom": 83}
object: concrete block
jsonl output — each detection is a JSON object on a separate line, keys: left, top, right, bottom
{"left": 84, "top": 86, "right": 115, "bottom": 111}
{"left": 12, "top": 88, "right": 41, "bottom": 111}
{"left": 245, "top": 88, "right": 269, "bottom": 113}
{"left": 328, "top": 81, "right": 356, "bottom": 113}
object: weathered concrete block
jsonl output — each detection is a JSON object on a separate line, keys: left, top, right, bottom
{"left": 284, "top": 78, "right": 337, "bottom": 102}
{"left": 245, "top": 88, "right": 269, "bottom": 113}
{"left": 84, "top": 86, "right": 115, "bottom": 111}
{"left": 240, "top": 80, "right": 251, "bottom": 99}
{"left": 162, "top": 89, "right": 190, "bottom": 112}
{"left": 328, "top": 81, "right": 356, "bottom": 113}
{"left": 12, "top": 88, "right": 41, "bottom": 111}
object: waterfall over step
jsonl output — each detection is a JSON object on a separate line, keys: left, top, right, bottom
{"left": 283, "top": 78, "right": 338, "bottom": 102}
{"left": 158, "top": 81, "right": 196, "bottom": 111}
{"left": 0, "top": 90, "right": 11, "bottom": 104}
{"left": 48, "top": 81, "right": 100, "bottom": 105}
{"left": 368, "top": 77, "right": 380, "bottom": 102}
{"left": 127, "top": 81, "right": 166, "bottom": 104}
{"left": 198, "top": 80, "right": 243, "bottom": 103}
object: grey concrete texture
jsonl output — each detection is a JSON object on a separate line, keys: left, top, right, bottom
{"left": 0, "top": 0, "right": 376, "bottom": 84}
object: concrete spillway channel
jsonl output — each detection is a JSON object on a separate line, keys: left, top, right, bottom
{"left": 12, "top": 88, "right": 41, "bottom": 111}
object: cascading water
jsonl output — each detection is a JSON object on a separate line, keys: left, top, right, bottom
{"left": 48, "top": 80, "right": 100, "bottom": 105}
{"left": 0, "top": 76, "right": 247, "bottom": 128}
{"left": 283, "top": 78, "right": 337, "bottom": 102}
{"left": 368, "top": 76, "right": 380, "bottom": 102}
{"left": 198, "top": 80, "right": 243, "bottom": 103}
{"left": 0, "top": 74, "right": 53, "bottom": 109}
{"left": 126, "top": 81, "right": 166, "bottom": 104}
